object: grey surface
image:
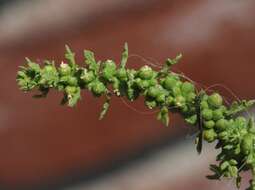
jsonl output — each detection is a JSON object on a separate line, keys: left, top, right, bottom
{"left": 64, "top": 139, "right": 219, "bottom": 190}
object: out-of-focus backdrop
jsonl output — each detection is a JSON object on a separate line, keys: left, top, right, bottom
{"left": 0, "top": 0, "right": 255, "bottom": 189}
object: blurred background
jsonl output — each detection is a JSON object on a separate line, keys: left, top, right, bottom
{"left": 0, "top": 0, "right": 255, "bottom": 189}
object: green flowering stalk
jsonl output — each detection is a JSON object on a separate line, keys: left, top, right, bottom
{"left": 17, "top": 43, "right": 255, "bottom": 189}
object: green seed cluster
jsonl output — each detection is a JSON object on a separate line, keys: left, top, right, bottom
{"left": 17, "top": 43, "right": 255, "bottom": 189}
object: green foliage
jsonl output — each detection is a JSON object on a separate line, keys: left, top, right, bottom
{"left": 16, "top": 43, "right": 255, "bottom": 190}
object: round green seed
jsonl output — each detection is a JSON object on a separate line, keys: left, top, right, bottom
{"left": 92, "top": 81, "right": 106, "bottom": 96}
{"left": 218, "top": 131, "right": 228, "bottom": 141}
{"left": 67, "top": 76, "right": 78, "bottom": 86}
{"left": 65, "top": 86, "right": 77, "bottom": 94}
{"left": 186, "top": 92, "right": 196, "bottom": 103}
{"left": 175, "top": 95, "right": 186, "bottom": 107}
{"left": 201, "top": 109, "right": 213, "bottom": 120}
{"left": 135, "top": 78, "right": 149, "bottom": 90}
{"left": 203, "top": 129, "right": 217, "bottom": 142}
{"left": 200, "top": 100, "right": 209, "bottom": 109}
{"left": 181, "top": 82, "right": 195, "bottom": 94}
{"left": 213, "top": 109, "right": 224, "bottom": 121}
{"left": 203, "top": 120, "right": 215, "bottom": 129}
{"left": 139, "top": 65, "right": 154, "bottom": 79}
{"left": 149, "top": 78, "right": 157, "bottom": 86}
{"left": 147, "top": 86, "right": 160, "bottom": 98}
{"left": 215, "top": 119, "right": 228, "bottom": 131}
{"left": 166, "top": 96, "right": 174, "bottom": 106}
{"left": 139, "top": 80, "right": 150, "bottom": 90}
{"left": 172, "top": 86, "right": 182, "bottom": 97}
{"left": 208, "top": 93, "right": 223, "bottom": 108}
{"left": 163, "top": 76, "right": 177, "bottom": 90}
{"left": 156, "top": 94, "right": 166, "bottom": 103}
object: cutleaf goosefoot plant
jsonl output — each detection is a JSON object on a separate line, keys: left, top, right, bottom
{"left": 17, "top": 43, "right": 255, "bottom": 189}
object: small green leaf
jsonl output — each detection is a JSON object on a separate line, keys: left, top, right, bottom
{"left": 65, "top": 45, "right": 76, "bottom": 67}
{"left": 65, "top": 87, "right": 81, "bottom": 107}
{"left": 26, "top": 58, "right": 41, "bottom": 73}
{"left": 185, "top": 115, "right": 197, "bottom": 125}
{"left": 157, "top": 106, "right": 169, "bottom": 126}
{"left": 165, "top": 53, "right": 182, "bottom": 66}
{"left": 248, "top": 117, "right": 255, "bottom": 134}
{"left": 223, "top": 144, "right": 233, "bottom": 150}
{"left": 99, "top": 96, "right": 111, "bottom": 120}
{"left": 120, "top": 42, "right": 128, "bottom": 68}
{"left": 206, "top": 164, "right": 221, "bottom": 180}
{"left": 236, "top": 175, "right": 241, "bottom": 188}
{"left": 160, "top": 53, "right": 182, "bottom": 75}
{"left": 84, "top": 50, "right": 100, "bottom": 74}
{"left": 220, "top": 161, "right": 229, "bottom": 171}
